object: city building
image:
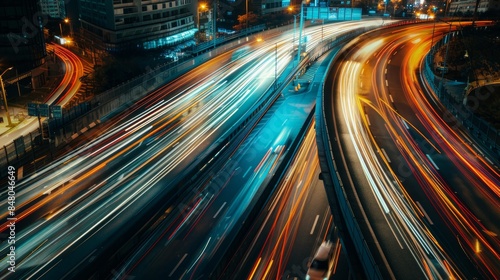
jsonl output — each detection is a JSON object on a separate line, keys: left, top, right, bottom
{"left": 0, "top": 0, "right": 47, "bottom": 93}
{"left": 79, "top": 0, "right": 198, "bottom": 52}
{"left": 448, "top": 0, "right": 500, "bottom": 15}
{"left": 40, "top": 0, "right": 66, "bottom": 19}
{"left": 197, "top": 4, "right": 214, "bottom": 41}
{"left": 252, "top": 0, "right": 292, "bottom": 15}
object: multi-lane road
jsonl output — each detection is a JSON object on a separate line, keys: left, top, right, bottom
{"left": 3, "top": 17, "right": 497, "bottom": 280}
{"left": 0, "top": 43, "right": 84, "bottom": 145}
{"left": 323, "top": 20, "right": 499, "bottom": 279}
{"left": 0, "top": 20, "right": 386, "bottom": 279}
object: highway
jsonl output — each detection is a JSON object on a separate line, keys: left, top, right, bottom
{"left": 113, "top": 49, "right": 322, "bottom": 280}
{"left": 109, "top": 21, "right": 389, "bottom": 280}
{"left": 0, "top": 43, "right": 84, "bottom": 145}
{"left": 0, "top": 37, "right": 284, "bottom": 279}
{"left": 322, "top": 21, "right": 499, "bottom": 279}
{"left": 238, "top": 121, "right": 337, "bottom": 280}
{"left": 0, "top": 20, "right": 387, "bottom": 279}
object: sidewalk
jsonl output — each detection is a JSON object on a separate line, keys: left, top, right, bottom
{"left": 0, "top": 50, "right": 65, "bottom": 143}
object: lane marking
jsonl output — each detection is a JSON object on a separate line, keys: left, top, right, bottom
{"left": 416, "top": 201, "right": 434, "bottom": 225}
{"left": 243, "top": 166, "right": 252, "bottom": 178}
{"left": 213, "top": 202, "right": 227, "bottom": 218}
{"left": 402, "top": 120, "right": 409, "bottom": 130}
{"left": 62, "top": 249, "right": 97, "bottom": 279}
{"left": 381, "top": 148, "right": 391, "bottom": 163}
{"left": 33, "top": 259, "right": 62, "bottom": 280}
{"left": 310, "top": 215, "right": 320, "bottom": 235}
{"left": 386, "top": 213, "right": 404, "bottom": 249}
{"left": 169, "top": 253, "right": 188, "bottom": 277}
{"left": 426, "top": 154, "right": 440, "bottom": 170}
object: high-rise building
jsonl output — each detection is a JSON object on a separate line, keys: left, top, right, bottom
{"left": 79, "top": 0, "right": 198, "bottom": 52}
{"left": 252, "top": 0, "right": 292, "bottom": 15}
{"left": 0, "top": 0, "right": 47, "bottom": 91}
{"left": 448, "top": 0, "right": 500, "bottom": 15}
{"left": 40, "top": 0, "right": 66, "bottom": 19}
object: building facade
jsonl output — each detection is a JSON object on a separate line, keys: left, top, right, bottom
{"left": 79, "top": 0, "right": 197, "bottom": 52}
{"left": 448, "top": 0, "right": 500, "bottom": 15}
{"left": 40, "top": 0, "right": 66, "bottom": 19}
{"left": 252, "top": 0, "right": 292, "bottom": 15}
{"left": 0, "top": 0, "right": 47, "bottom": 92}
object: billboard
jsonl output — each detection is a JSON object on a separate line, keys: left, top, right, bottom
{"left": 305, "top": 7, "right": 362, "bottom": 21}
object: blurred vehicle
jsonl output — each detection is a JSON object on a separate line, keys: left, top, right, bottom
{"left": 306, "top": 241, "right": 334, "bottom": 280}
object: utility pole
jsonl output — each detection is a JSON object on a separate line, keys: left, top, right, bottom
{"left": 275, "top": 43, "right": 278, "bottom": 90}
{"left": 472, "top": 0, "right": 481, "bottom": 27}
{"left": 293, "top": 15, "right": 296, "bottom": 47}
{"left": 297, "top": 1, "right": 305, "bottom": 64}
{"left": 213, "top": 0, "right": 217, "bottom": 49}
{"left": 439, "top": 23, "right": 452, "bottom": 99}
{"left": 15, "top": 68, "right": 21, "bottom": 97}
{"left": 321, "top": 20, "right": 324, "bottom": 41}
{"left": 0, "top": 67, "right": 14, "bottom": 127}
{"left": 430, "top": 18, "right": 437, "bottom": 53}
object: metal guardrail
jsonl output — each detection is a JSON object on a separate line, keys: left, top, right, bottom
{"left": 314, "top": 20, "right": 430, "bottom": 280}
{"left": 424, "top": 38, "right": 500, "bottom": 163}
{"left": 314, "top": 32, "right": 384, "bottom": 280}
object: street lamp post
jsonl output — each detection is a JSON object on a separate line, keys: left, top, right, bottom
{"left": 64, "top": 18, "right": 73, "bottom": 38}
{"left": 213, "top": 0, "right": 217, "bottom": 49}
{"left": 0, "top": 67, "right": 14, "bottom": 127}
{"left": 275, "top": 43, "right": 278, "bottom": 90}
{"left": 322, "top": 19, "right": 324, "bottom": 41}
{"left": 297, "top": 1, "right": 305, "bottom": 64}
{"left": 197, "top": 4, "right": 206, "bottom": 30}
{"left": 430, "top": 18, "right": 437, "bottom": 53}
{"left": 59, "top": 22, "right": 64, "bottom": 37}
{"left": 292, "top": 14, "right": 298, "bottom": 51}
{"left": 438, "top": 23, "right": 453, "bottom": 99}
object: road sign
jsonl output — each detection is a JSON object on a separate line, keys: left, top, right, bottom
{"left": 51, "top": 105, "right": 62, "bottom": 118}
{"left": 39, "top": 104, "right": 49, "bottom": 117}
{"left": 28, "top": 103, "right": 38, "bottom": 116}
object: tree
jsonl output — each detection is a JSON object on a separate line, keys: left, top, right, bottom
{"left": 233, "top": 12, "right": 258, "bottom": 30}
{"left": 92, "top": 54, "right": 143, "bottom": 92}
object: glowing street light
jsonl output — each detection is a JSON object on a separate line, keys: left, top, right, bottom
{"left": 64, "top": 18, "right": 73, "bottom": 38}
{"left": 197, "top": 3, "right": 207, "bottom": 29}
